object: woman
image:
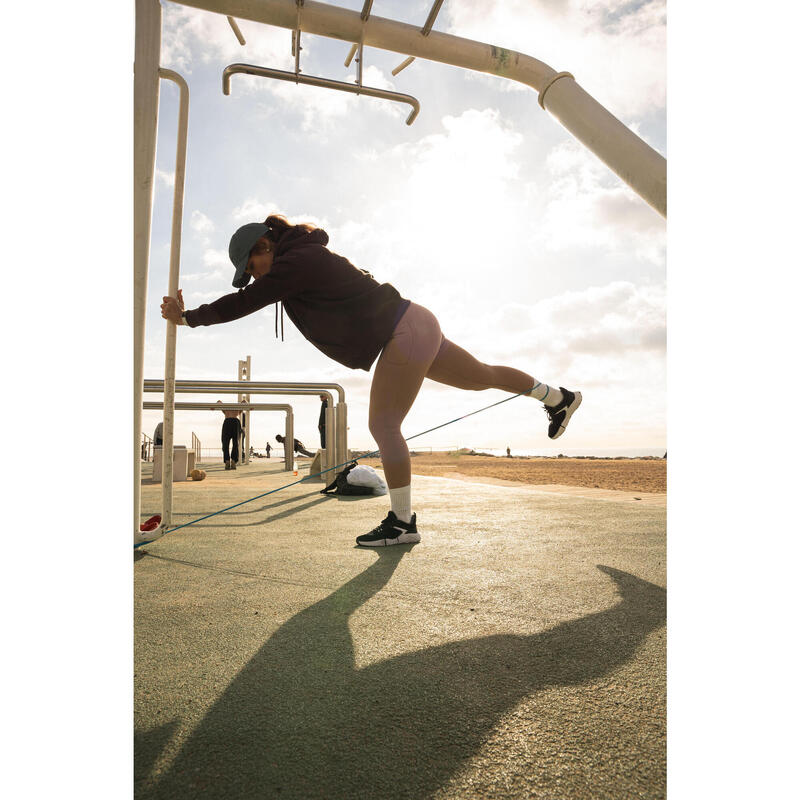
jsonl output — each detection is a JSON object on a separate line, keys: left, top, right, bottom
{"left": 161, "top": 215, "right": 581, "bottom": 547}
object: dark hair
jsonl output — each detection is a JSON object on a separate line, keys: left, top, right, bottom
{"left": 263, "top": 214, "right": 316, "bottom": 244}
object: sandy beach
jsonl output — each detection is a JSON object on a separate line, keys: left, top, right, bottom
{"left": 358, "top": 452, "right": 666, "bottom": 494}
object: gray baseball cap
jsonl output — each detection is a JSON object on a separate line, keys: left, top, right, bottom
{"left": 229, "top": 223, "right": 270, "bottom": 288}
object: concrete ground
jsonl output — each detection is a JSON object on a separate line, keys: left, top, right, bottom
{"left": 135, "top": 458, "right": 666, "bottom": 800}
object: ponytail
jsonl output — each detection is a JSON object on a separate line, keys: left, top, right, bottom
{"left": 263, "top": 214, "right": 316, "bottom": 244}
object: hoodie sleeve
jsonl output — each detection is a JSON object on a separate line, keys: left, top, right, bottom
{"left": 184, "top": 250, "right": 309, "bottom": 327}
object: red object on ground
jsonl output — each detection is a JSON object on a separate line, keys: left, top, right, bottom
{"left": 140, "top": 514, "right": 162, "bottom": 533}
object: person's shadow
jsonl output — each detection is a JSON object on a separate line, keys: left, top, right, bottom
{"left": 136, "top": 552, "right": 665, "bottom": 799}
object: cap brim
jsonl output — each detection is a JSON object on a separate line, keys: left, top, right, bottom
{"left": 232, "top": 258, "right": 252, "bottom": 289}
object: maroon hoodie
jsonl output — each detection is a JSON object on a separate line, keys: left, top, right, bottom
{"left": 184, "top": 227, "right": 410, "bottom": 371}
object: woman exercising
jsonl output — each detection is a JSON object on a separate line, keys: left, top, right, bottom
{"left": 161, "top": 215, "right": 581, "bottom": 547}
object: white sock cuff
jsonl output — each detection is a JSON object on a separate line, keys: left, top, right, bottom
{"left": 389, "top": 485, "right": 412, "bottom": 523}
{"left": 527, "top": 381, "right": 563, "bottom": 406}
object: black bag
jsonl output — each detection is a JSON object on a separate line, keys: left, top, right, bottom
{"left": 320, "top": 461, "right": 373, "bottom": 496}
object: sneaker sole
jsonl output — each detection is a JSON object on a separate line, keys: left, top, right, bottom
{"left": 356, "top": 532, "right": 421, "bottom": 547}
{"left": 550, "top": 391, "right": 582, "bottom": 440}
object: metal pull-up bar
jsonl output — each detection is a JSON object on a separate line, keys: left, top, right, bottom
{"left": 222, "top": 62, "right": 421, "bottom": 124}
{"left": 175, "top": 0, "right": 666, "bottom": 216}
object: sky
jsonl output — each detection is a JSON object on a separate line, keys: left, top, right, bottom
{"left": 142, "top": 0, "right": 667, "bottom": 457}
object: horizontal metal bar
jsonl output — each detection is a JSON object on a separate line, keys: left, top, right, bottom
{"left": 144, "top": 378, "right": 345, "bottom": 403}
{"left": 144, "top": 401, "right": 293, "bottom": 412}
{"left": 222, "top": 62, "right": 420, "bottom": 124}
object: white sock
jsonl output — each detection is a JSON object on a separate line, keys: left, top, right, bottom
{"left": 527, "top": 381, "right": 563, "bottom": 407}
{"left": 389, "top": 485, "right": 413, "bottom": 523}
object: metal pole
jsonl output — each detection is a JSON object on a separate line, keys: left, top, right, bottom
{"left": 245, "top": 355, "right": 251, "bottom": 462}
{"left": 158, "top": 68, "right": 190, "bottom": 528}
{"left": 285, "top": 409, "right": 294, "bottom": 472}
{"left": 324, "top": 403, "right": 335, "bottom": 471}
{"left": 134, "top": 0, "right": 161, "bottom": 541}
{"left": 336, "top": 401, "right": 348, "bottom": 464}
{"left": 179, "top": 0, "right": 665, "bottom": 215}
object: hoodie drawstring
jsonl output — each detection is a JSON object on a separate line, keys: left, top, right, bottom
{"left": 274, "top": 302, "right": 285, "bottom": 341}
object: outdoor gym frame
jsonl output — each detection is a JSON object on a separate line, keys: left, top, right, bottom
{"left": 134, "top": 0, "right": 667, "bottom": 542}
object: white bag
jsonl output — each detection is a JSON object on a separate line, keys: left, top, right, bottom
{"left": 346, "top": 464, "right": 388, "bottom": 495}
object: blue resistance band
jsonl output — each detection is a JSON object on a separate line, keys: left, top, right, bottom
{"left": 135, "top": 388, "right": 531, "bottom": 549}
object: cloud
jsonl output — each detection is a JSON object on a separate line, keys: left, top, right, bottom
{"left": 155, "top": 168, "right": 174, "bottom": 189}
{"left": 248, "top": 65, "right": 407, "bottom": 134}
{"left": 538, "top": 140, "right": 666, "bottom": 259}
{"left": 161, "top": 2, "right": 292, "bottom": 74}
{"left": 444, "top": 280, "right": 666, "bottom": 384}
{"left": 191, "top": 210, "right": 215, "bottom": 235}
{"left": 445, "top": 0, "right": 665, "bottom": 119}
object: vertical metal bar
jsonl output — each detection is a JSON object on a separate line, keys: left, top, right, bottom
{"left": 134, "top": 0, "right": 161, "bottom": 541}
{"left": 324, "top": 403, "right": 335, "bottom": 471}
{"left": 157, "top": 68, "right": 190, "bottom": 529}
{"left": 360, "top": 0, "right": 373, "bottom": 22}
{"left": 336, "top": 402, "right": 348, "bottom": 466}
{"left": 285, "top": 411, "right": 294, "bottom": 472}
{"left": 244, "top": 355, "right": 252, "bottom": 462}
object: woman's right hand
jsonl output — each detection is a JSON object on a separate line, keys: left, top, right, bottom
{"left": 161, "top": 289, "right": 185, "bottom": 324}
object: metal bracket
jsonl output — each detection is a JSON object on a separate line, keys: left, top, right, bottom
{"left": 391, "top": 0, "right": 445, "bottom": 75}
{"left": 223, "top": 62, "right": 421, "bottom": 125}
{"left": 226, "top": 16, "right": 246, "bottom": 46}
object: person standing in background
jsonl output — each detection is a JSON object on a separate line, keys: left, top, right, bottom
{"left": 266, "top": 442, "right": 272, "bottom": 458}
{"left": 215, "top": 401, "right": 242, "bottom": 470}
{"left": 318, "top": 393, "right": 328, "bottom": 449}
{"left": 153, "top": 421, "right": 163, "bottom": 447}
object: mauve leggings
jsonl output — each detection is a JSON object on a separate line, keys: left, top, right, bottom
{"left": 368, "top": 302, "right": 536, "bottom": 489}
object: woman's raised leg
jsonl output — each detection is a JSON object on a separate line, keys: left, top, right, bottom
{"left": 426, "top": 339, "right": 582, "bottom": 439}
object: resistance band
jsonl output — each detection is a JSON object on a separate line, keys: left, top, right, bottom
{"left": 135, "top": 388, "right": 530, "bottom": 549}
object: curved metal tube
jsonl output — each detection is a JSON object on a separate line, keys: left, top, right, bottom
{"left": 155, "top": 67, "right": 190, "bottom": 530}
{"left": 178, "top": 0, "right": 664, "bottom": 215}
{"left": 222, "top": 62, "right": 421, "bottom": 125}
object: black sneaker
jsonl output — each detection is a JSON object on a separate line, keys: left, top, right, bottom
{"left": 545, "top": 387, "right": 582, "bottom": 440}
{"left": 356, "top": 512, "right": 420, "bottom": 547}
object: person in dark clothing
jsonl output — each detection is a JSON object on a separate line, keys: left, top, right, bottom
{"left": 162, "top": 214, "right": 582, "bottom": 546}
{"left": 153, "top": 421, "right": 164, "bottom": 447}
{"left": 216, "top": 401, "right": 242, "bottom": 470}
{"left": 318, "top": 394, "right": 328, "bottom": 449}
{"left": 275, "top": 434, "right": 315, "bottom": 458}
{"left": 266, "top": 442, "right": 272, "bottom": 458}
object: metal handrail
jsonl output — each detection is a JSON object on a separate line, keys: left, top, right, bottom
{"left": 222, "top": 62, "right": 421, "bottom": 125}
{"left": 191, "top": 431, "right": 202, "bottom": 463}
{"left": 144, "top": 401, "right": 296, "bottom": 471}
{"left": 144, "top": 379, "right": 345, "bottom": 476}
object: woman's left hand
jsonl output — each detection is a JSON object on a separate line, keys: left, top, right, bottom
{"left": 161, "top": 289, "right": 185, "bottom": 323}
